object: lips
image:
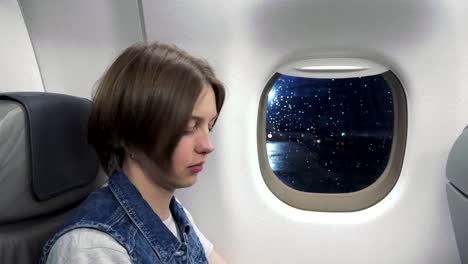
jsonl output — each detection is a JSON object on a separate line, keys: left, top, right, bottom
{"left": 188, "top": 162, "right": 204, "bottom": 173}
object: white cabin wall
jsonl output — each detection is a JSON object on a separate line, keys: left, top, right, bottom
{"left": 17, "top": 0, "right": 144, "bottom": 99}
{"left": 0, "top": 0, "right": 43, "bottom": 92}
{"left": 453, "top": 1, "right": 468, "bottom": 129}
{"left": 142, "top": 0, "right": 466, "bottom": 263}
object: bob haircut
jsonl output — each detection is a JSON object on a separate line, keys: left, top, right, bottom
{"left": 88, "top": 41, "right": 225, "bottom": 174}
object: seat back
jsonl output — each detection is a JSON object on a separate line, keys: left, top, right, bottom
{"left": 446, "top": 126, "right": 468, "bottom": 264}
{"left": 0, "top": 92, "right": 107, "bottom": 263}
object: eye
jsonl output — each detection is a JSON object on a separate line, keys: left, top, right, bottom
{"left": 184, "top": 119, "right": 198, "bottom": 135}
{"left": 208, "top": 119, "right": 217, "bottom": 132}
{"left": 208, "top": 122, "right": 216, "bottom": 132}
{"left": 184, "top": 125, "right": 197, "bottom": 135}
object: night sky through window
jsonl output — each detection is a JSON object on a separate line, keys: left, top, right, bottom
{"left": 266, "top": 73, "right": 394, "bottom": 193}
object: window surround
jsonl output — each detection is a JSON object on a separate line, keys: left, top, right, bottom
{"left": 257, "top": 58, "right": 407, "bottom": 212}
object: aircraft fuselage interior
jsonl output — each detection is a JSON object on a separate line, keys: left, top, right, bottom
{"left": 1, "top": 0, "right": 467, "bottom": 263}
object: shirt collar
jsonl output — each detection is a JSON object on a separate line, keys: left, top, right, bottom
{"left": 108, "top": 170, "right": 190, "bottom": 262}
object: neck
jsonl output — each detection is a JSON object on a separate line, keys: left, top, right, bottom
{"left": 122, "top": 158, "right": 174, "bottom": 221}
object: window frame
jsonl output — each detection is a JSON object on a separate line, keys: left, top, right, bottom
{"left": 257, "top": 58, "right": 407, "bottom": 212}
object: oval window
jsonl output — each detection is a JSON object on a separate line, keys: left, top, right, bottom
{"left": 257, "top": 58, "right": 407, "bottom": 211}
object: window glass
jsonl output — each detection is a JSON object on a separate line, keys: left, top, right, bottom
{"left": 265, "top": 73, "right": 394, "bottom": 193}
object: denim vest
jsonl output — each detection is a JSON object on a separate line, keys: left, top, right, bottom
{"left": 39, "top": 170, "right": 208, "bottom": 264}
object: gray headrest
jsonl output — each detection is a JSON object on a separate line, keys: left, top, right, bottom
{"left": 0, "top": 92, "right": 105, "bottom": 224}
{"left": 446, "top": 126, "right": 468, "bottom": 195}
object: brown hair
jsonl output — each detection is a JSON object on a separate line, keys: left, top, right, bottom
{"left": 88, "top": 41, "right": 225, "bottom": 174}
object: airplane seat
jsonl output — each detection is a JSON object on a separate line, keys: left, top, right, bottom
{"left": 446, "top": 126, "right": 468, "bottom": 264}
{"left": 0, "top": 92, "right": 107, "bottom": 263}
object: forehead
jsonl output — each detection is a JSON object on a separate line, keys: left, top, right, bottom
{"left": 191, "top": 84, "right": 217, "bottom": 117}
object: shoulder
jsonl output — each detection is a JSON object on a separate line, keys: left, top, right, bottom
{"left": 65, "top": 186, "right": 124, "bottom": 225}
{"left": 46, "top": 228, "right": 131, "bottom": 263}
{"left": 43, "top": 187, "right": 130, "bottom": 262}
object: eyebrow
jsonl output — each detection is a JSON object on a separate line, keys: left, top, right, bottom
{"left": 190, "top": 114, "right": 218, "bottom": 123}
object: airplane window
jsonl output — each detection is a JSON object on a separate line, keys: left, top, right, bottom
{"left": 257, "top": 59, "right": 407, "bottom": 211}
{"left": 266, "top": 74, "right": 393, "bottom": 193}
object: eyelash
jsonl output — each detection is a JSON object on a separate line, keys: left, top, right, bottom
{"left": 184, "top": 126, "right": 196, "bottom": 135}
{"left": 184, "top": 124, "right": 214, "bottom": 135}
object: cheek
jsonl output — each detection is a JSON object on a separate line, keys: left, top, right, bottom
{"left": 172, "top": 138, "right": 193, "bottom": 166}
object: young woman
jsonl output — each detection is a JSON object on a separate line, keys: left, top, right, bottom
{"left": 40, "top": 41, "right": 227, "bottom": 263}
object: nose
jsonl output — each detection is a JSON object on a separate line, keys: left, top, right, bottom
{"left": 197, "top": 130, "right": 215, "bottom": 155}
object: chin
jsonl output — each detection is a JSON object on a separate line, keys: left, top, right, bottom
{"left": 176, "top": 175, "right": 198, "bottom": 189}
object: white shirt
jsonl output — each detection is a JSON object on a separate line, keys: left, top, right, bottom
{"left": 46, "top": 208, "right": 213, "bottom": 263}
